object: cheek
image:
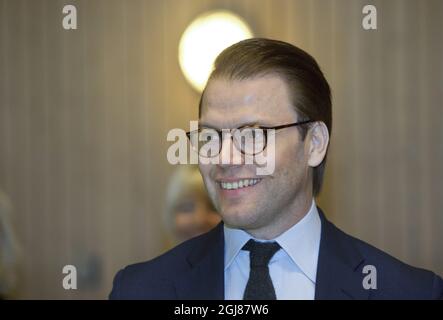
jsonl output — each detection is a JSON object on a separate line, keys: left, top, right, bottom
{"left": 274, "top": 139, "right": 308, "bottom": 180}
{"left": 199, "top": 165, "right": 218, "bottom": 198}
{"left": 275, "top": 137, "right": 302, "bottom": 165}
{"left": 198, "top": 165, "right": 211, "bottom": 186}
{"left": 198, "top": 163, "right": 207, "bottom": 175}
{"left": 175, "top": 213, "right": 193, "bottom": 228}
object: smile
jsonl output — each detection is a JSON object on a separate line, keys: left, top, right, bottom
{"left": 219, "top": 178, "right": 262, "bottom": 190}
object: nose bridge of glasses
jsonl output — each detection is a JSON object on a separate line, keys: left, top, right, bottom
{"left": 194, "top": 127, "right": 266, "bottom": 162}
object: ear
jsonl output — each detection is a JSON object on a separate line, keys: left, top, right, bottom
{"left": 307, "top": 122, "right": 329, "bottom": 168}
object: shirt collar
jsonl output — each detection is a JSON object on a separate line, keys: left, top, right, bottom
{"left": 223, "top": 199, "right": 321, "bottom": 283}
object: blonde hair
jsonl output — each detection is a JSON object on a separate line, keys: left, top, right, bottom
{"left": 164, "top": 165, "right": 213, "bottom": 236}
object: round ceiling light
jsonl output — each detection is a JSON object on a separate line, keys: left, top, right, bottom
{"left": 178, "top": 10, "right": 253, "bottom": 92}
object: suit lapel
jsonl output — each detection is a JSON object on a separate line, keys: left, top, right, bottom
{"left": 315, "top": 208, "right": 370, "bottom": 300}
{"left": 174, "top": 222, "right": 225, "bottom": 299}
{"left": 173, "top": 208, "right": 370, "bottom": 300}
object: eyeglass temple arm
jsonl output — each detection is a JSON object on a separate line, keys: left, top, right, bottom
{"left": 261, "top": 120, "right": 314, "bottom": 130}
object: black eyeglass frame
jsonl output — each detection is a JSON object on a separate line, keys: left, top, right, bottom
{"left": 186, "top": 120, "right": 315, "bottom": 157}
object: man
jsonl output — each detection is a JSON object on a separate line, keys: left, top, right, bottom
{"left": 110, "top": 38, "right": 443, "bottom": 299}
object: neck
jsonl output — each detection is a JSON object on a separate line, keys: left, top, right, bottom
{"left": 244, "top": 193, "right": 313, "bottom": 240}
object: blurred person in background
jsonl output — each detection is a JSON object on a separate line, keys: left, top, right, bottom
{"left": 164, "top": 165, "right": 221, "bottom": 246}
{"left": 0, "top": 190, "right": 21, "bottom": 299}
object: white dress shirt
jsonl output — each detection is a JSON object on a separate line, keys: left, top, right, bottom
{"left": 224, "top": 199, "right": 321, "bottom": 300}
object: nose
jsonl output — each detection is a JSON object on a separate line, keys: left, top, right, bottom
{"left": 218, "top": 131, "right": 243, "bottom": 167}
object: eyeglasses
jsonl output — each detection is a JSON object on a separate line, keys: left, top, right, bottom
{"left": 186, "top": 120, "right": 314, "bottom": 157}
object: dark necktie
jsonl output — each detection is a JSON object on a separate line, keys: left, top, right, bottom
{"left": 242, "top": 239, "right": 281, "bottom": 300}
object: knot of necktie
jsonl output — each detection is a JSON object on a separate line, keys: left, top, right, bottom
{"left": 242, "top": 239, "right": 281, "bottom": 267}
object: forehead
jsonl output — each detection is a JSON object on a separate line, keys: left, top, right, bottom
{"left": 200, "top": 75, "right": 298, "bottom": 127}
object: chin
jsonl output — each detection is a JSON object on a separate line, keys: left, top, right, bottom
{"left": 220, "top": 208, "right": 260, "bottom": 230}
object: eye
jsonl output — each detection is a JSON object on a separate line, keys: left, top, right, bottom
{"left": 174, "top": 200, "right": 196, "bottom": 213}
{"left": 251, "top": 128, "right": 264, "bottom": 139}
{"left": 238, "top": 127, "right": 264, "bottom": 140}
{"left": 200, "top": 128, "right": 218, "bottom": 140}
{"left": 197, "top": 128, "right": 221, "bottom": 158}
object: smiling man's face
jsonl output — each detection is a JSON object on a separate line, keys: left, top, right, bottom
{"left": 198, "top": 75, "right": 315, "bottom": 239}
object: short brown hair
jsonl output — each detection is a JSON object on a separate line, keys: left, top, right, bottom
{"left": 199, "top": 38, "right": 332, "bottom": 196}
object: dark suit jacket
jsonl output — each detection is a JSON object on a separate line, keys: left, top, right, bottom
{"left": 109, "top": 208, "right": 443, "bottom": 299}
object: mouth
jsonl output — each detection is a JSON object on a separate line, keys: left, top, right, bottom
{"left": 218, "top": 178, "right": 263, "bottom": 191}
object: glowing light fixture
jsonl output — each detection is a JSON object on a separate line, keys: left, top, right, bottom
{"left": 178, "top": 10, "right": 253, "bottom": 92}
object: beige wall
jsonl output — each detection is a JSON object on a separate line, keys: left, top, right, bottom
{"left": 0, "top": 0, "right": 442, "bottom": 299}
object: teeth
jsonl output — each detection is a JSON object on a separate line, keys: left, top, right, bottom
{"left": 220, "top": 179, "right": 261, "bottom": 190}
